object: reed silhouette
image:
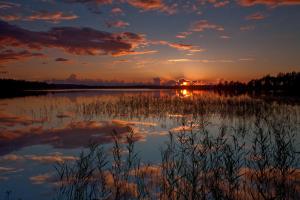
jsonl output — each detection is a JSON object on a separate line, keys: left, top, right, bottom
{"left": 1, "top": 88, "right": 299, "bottom": 200}
{"left": 54, "top": 111, "right": 299, "bottom": 200}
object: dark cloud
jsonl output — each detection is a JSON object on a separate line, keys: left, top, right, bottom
{"left": 63, "top": 0, "right": 112, "bottom": 14}
{"left": 0, "top": 21, "right": 151, "bottom": 56}
{"left": 0, "top": 49, "right": 45, "bottom": 64}
{"left": 55, "top": 57, "right": 69, "bottom": 62}
{"left": 63, "top": 0, "right": 112, "bottom": 4}
{"left": 237, "top": 0, "right": 300, "bottom": 7}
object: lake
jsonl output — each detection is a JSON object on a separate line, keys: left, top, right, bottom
{"left": 0, "top": 89, "right": 299, "bottom": 200}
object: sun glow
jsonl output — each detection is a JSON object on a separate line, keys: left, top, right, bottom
{"left": 177, "top": 89, "right": 193, "bottom": 97}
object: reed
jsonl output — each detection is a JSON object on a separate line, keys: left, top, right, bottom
{"left": 54, "top": 109, "right": 299, "bottom": 200}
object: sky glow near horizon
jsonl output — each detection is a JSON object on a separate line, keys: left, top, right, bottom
{"left": 0, "top": 0, "right": 300, "bottom": 83}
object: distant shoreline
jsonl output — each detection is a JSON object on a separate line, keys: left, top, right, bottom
{"left": 1, "top": 72, "right": 300, "bottom": 98}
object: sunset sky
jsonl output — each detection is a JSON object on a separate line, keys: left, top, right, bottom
{"left": 0, "top": 0, "right": 300, "bottom": 83}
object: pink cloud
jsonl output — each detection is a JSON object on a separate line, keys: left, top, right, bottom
{"left": 245, "top": 12, "right": 266, "bottom": 20}
{"left": 111, "top": 7, "right": 124, "bottom": 15}
{"left": 106, "top": 20, "right": 130, "bottom": 28}
{"left": 191, "top": 20, "right": 224, "bottom": 32}
{"left": 175, "top": 32, "right": 192, "bottom": 39}
{"left": 0, "top": 1, "right": 20, "bottom": 9}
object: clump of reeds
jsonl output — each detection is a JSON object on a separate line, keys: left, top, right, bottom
{"left": 54, "top": 110, "right": 299, "bottom": 200}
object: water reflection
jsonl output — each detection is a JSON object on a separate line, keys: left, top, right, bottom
{"left": 0, "top": 120, "right": 144, "bottom": 155}
{"left": 176, "top": 89, "right": 193, "bottom": 97}
{"left": 0, "top": 89, "right": 299, "bottom": 199}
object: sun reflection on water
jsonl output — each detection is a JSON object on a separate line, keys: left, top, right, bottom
{"left": 177, "top": 89, "right": 193, "bottom": 97}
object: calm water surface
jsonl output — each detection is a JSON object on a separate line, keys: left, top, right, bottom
{"left": 0, "top": 89, "right": 299, "bottom": 199}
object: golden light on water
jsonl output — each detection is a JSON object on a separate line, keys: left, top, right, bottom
{"left": 177, "top": 89, "right": 193, "bottom": 97}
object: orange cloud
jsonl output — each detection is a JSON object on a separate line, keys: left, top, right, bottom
{"left": 30, "top": 172, "right": 53, "bottom": 185}
{"left": 0, "top": 11, "right": 78, "bottom": 23}
{"left": 154, "top": 40, "right": 205, "bottom": 52}
{"left": 191, "top": 20, "right": 224, "bottom": 32}
{"left": 0, "top": 14, "right": 21, "bottom": 21}
{"left": 113, "top": 50, "right": 158, "bottom": 56}
{"left": 26, "top": 11, "right": 78, "bottom": 23}
{"left": 0, "top": 166, "right": 23, "bottom": 174}
{"left": 126, "top": 0, "right": 177, "bottom": 14}
{"left": 1, "top": 153, "right": 78, "bottom": 163}
{"left": 167, "top": 59, "right": 193, "bottom": 62}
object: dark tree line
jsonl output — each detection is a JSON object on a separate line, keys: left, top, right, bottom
{"left": 247, "top": 72, "right": 300, "bottom": 92}
{"left": 1, "top": 72, "right": 300, "bottom": 98}
{"left": 212, "top": 72, "right": 300, "bottom": 95}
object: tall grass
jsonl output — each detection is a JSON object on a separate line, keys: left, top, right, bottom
{"left": 55, "top": 109, "right": 299, "bottom": 200}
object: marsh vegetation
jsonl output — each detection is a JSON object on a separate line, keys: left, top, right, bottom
{"left": 53, "top": 92, "right": 300, "bottom": 200}
{"left": 1, "top": 90, "right": 299, "bottom": 199}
